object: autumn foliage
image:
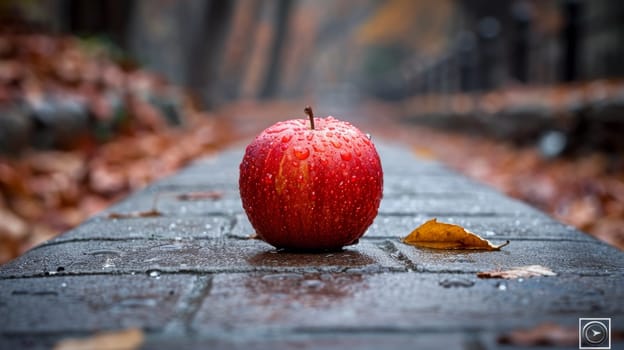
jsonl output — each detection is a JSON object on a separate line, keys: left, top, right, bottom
{"left": 0, "top": 31, "right": 231, "bottom": 264}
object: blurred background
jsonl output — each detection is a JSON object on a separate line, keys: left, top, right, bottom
{"left": 1, "top": 0, "right": 623, "bottom": 263}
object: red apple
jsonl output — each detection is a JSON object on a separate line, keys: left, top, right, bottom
{"left": 239, "top": 107, "right": 383, "bottom": 251}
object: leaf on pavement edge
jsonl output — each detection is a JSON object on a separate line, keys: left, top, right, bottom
{"left": 248, "top": 232, "right": 262, "bottom": 240}
{"left": 401, "top": 218, "right": 509, "bottom": 250}
{"left": 54, "top": 328, "right": 144, "bottom": 350}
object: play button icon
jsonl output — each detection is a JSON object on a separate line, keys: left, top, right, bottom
{"left": 580, "top": 318, "right": 611, "bottom": 349}
{"left": 584, "top": 322, "right": 606, "bottom": 344}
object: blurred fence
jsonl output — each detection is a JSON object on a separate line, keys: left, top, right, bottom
{"left": 376, "top": 0, "right": 624, "bottom": 99}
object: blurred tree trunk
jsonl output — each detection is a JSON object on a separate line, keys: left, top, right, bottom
{"left": 186, "top": 1, "right": 235, "bottom": 108}
{"left": 127, "top": 0, "right": 234, "bottom": 108}
{"left": 217, "top": 0, "right": 263, "bottom": 102}
{"left": 240, "top": 1, "right": 280, "bottom": 99}
{"left": 259, "top": 0, "right": 292, "bottom": 99}
{"left": 561, "top": 0, "right": 582, "bottom": 82}
{"left": 278, "top": 0, "right": 321, "bottom": 98}
{"left": 128, "top": 0, "right": 206, "bottom": 85}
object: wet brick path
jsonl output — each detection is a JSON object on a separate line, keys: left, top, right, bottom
{"left": 1, "top": 142, "right": 623, "bottom": 349}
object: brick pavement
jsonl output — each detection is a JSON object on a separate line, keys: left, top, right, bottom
{"left": 1, "top": 142, "right": 623, "bottom": 349}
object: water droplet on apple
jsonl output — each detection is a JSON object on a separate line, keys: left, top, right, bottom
{"left": 306, "top": 133, "right": 314, "bottom": 141}
{"left": 326, "top": 131, "right": 334, "bottom": 137}
{"left": 281, "top": 134, "right": 292, "bottom": 143}
{"left": 340, "top": 151, "right": 352, "bottom": 161}
{"left": 331, "top": 140, "right": 342, "bottom": 149}
{"left": 293, "top": 146, "right": 310, "bottom": 160}
{"left": 291, "top": 161, "right": 298, "bottom": 167}
{"left": 264, "top": 173, "right": 273, "bottom": 184}
{"left": 312, "top": 143, "right": 324, "bottom": 152}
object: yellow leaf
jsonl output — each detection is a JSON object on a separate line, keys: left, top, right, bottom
{"left": 401, "top": 219, "right": 509, "bottom": 250}
{"left": 53, "top": 328, "right": 144, "bottom": 350}
{"left": 477, "top": 265, "right": 556, "bottom": 279}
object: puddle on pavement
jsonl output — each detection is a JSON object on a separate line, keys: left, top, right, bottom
{"left": 242, "top": 273, "right": 367, "bottom": 308}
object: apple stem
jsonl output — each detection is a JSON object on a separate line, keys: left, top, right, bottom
{"left": 304, "top": 106, "right": 315, "bottom": 130}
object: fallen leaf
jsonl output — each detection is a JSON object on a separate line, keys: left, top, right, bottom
{"left": 107, "top": 209, "right": 162, "bottom": 219}
{"left": 498, "top": 323, "right": 577, "bottom": 346}
{"left": 54, "top": 328, "right": 144, "bottom": 350}
{"left": 477, "top": 265, "right": 556, "bottom": 279}
{"left": 176, "top": 191, "right": 223, "bottom": 201}
{"left": 248, "top": 232, "right": 262, "bottom": 240}
{"left": 401, "top": 219, "right": 509, "bottom": 250}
